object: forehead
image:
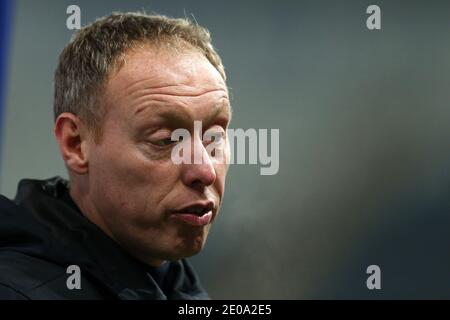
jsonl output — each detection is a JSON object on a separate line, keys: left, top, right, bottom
{"left": 108, "top": 45, "right": 227, "bottom": 96}
{"left": 99, "top": 44, "right": 232, "bottom": 127}
{"left": 100, "top": 45, "right": 231, "bottom": 125}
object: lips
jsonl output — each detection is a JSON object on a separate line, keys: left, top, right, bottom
{"left": 171, "top": 201, "right": 215, "bottom": 226}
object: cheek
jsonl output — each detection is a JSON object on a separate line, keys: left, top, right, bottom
{"left": 219, "top": 142, "right": 231, "bottom": 176}
{"left": 88, "top": 139, "right": 181, "bottom": 216}
{"left": 213, "top": 163, "right": 229, "bottom": 197}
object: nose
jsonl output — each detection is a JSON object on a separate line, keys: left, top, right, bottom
{"left": 181, "top": 136, "right": 217, "bottom": 189}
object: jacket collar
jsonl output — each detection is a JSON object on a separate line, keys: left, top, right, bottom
{"left": 14, "top": 177, "right": 209, "bottom": 300}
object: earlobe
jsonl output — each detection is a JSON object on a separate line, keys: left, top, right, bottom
{"left": 54, "top": 113, "right": 89, "bottom": 174}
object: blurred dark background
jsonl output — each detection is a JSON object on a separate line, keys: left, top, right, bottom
{"left": 1, "top": 0, "right": 450, "bottom": 298}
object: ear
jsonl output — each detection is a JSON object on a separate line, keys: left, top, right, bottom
{"left": 54, "top": 112, "right": 90, "bottom": 174}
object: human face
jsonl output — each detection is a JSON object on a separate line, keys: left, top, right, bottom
{"left": 85, "top": 47, "right": 231, "bottom": 266}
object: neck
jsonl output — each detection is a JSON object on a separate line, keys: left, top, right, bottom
{"left": 68, "top": 178, "right": 167, "bottom": 268}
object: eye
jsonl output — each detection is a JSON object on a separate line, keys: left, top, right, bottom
{"left": 153, "top": 135, "right": 183, "bottom": 147}
{"left": 204, "top": 130, "right": 225, "bottom": 144}
{"left": 154, "top": 137, "right": 174, "bottom": 147}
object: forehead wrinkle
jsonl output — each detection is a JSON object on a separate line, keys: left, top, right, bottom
{"left": 122, "top": 77, "right": 179, "bottom": 94}
{"left": 118, "top": 57, "right": 228, "bottom": 93}
{"left": 133, "top": 95, "right": 231, "bottom": 125}
{"left": 119, "top": 73, "right": 228, "bottom": 99}
{"left": 133, "top": 99, "right": 190, "bottom": 117}
{"left": 126, "top": 85, "right": 228, "bottom": 102}
{"left": 129, "top": 87, "right": 228, "bottom": 113}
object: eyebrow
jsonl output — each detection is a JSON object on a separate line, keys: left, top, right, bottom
{"left": 210, "top": 100, "right": 233, "bottom": 122}
{"left": 134, "top": 100, "right": 232, "bottom": 127}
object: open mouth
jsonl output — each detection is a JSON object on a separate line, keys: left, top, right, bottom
{"left": 177, "top": 203, "right": 213, "bottom": 216}
{"left": 172, "top": 202, "right": 215, "bottom": 226}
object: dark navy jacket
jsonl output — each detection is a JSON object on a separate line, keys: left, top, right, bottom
{"left": 0, "top": 177, "right": 209, "bottom": 300}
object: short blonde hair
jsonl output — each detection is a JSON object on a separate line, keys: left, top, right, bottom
{"left": 54, "top": 12, "right": 226, "bottom": 131}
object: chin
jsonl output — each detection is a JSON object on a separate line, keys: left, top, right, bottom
{"left": 130, "top": 241, "right": 206, "bottom": 265}
{"left": 130, "top": 227, "right": 211, "bottom": 262}
{"left": 179, "top": 239, "right": 207, "bottom": 258}
{"left": 165, "top": 233, "right": 208, "bottom": 260}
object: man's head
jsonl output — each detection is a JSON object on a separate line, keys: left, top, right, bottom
{"left": 53, "top": 13, "right": 231, "bottom": 266}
